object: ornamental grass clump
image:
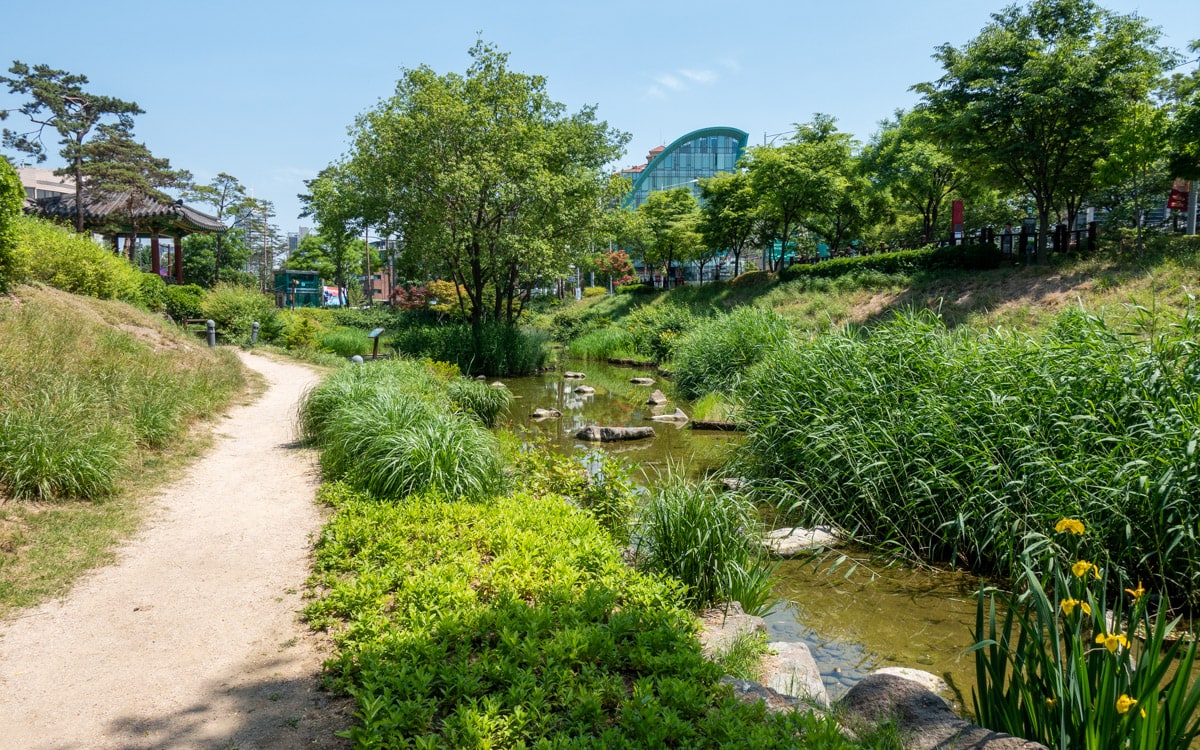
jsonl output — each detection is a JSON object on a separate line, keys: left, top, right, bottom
{"left": 671, "top": 305, "right": 794, "bottom": 399}
{"left": 298, "top": 358, "right": 507, "bottom": 501}
{"left": 971, "top": 519, "right": 1200, "bottom": 749}
{"left": 636, "top": 477, "right": 777, "bottom": 616}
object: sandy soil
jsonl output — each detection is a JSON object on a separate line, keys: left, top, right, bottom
{"left": 0, "top": 352, "right": 352, "bottom": 750}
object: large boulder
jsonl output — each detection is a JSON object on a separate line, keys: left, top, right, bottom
{"left": 764, "top": 641, "right": 828, "bottom": 707}
{"left": 630, "top": 377, "right": 655, "bottom": 385}
{"left": 575, "top": 426, "right": 655, "bottom": 442}
{"left": 647, "top": 389, "right": 668, "bottom": 405}
{"left": 650, "top": 408, "right": 689, "bottom": 424}
{"left": 697, "top": 602, "right": 766, "bottom": 657}
{"left": 531, "top": 408, "right": 562, "bottom": 420}
{"left": 563, "top": 371, "right": 587, "bottom": 379}
{"left": 720, "top": 677, "right": 812, "bottom": 715}
{"left": 574, "top": 385, "right": 596, "bottom": 395}
{"left": 764, "top": 526, "right": 839, "bottom": 557}
{"left": 838, "top": 674, "right": 1047, "bottom": 750}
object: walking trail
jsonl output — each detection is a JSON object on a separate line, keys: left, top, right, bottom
{"left": 0, "top": 352, "right": 350, "bottom": 750}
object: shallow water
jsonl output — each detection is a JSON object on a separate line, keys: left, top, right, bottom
{"left": 499, "top": 358, "right": 985, "bottom": 701}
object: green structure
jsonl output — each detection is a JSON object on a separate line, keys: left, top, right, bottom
{"left": 619, "top": 126, "right": 749, "bottom": 208}
{"left": 273, "top": 270, "right": 322, "bottom": 308}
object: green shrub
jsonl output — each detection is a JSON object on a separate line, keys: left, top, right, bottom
{"left": 305, "top": 486, "right": 854, "bottom": 748}
{"left": 778, "top": 244, "right": 1007, "bottom": 282}
{"left": 614, "top": 283, "right": 656, "bottom": 295}
{"left": 636, "top": 478, "right": 777, "bottom": 615}
{"left": 582, "top": 285, "right": 607, "bottom": 297}
{"left": 0, "top": 159, "right": 24, "bottom": 293}
{"left": 672, "top": 305, "right": 794, "bottom": 399}
{"left": 547, "top": 305, "right": 611, "bottom": 342}
{"left": 729, "top": 270, "right": 774, "bottom": 287}
{"left": 624, "top": 304, "right": 703, "bottom": 362}
{"left": 199, "top": 282, "right": 281, "bottom": 345}
{"left": 164, "top": 284, "right": 205, "bottom": 322}
{"left": 16, "top": 215, "right": 142, "bottom": 301}
{"left": 137, "top": 273, "right": 167, "bottom": 312}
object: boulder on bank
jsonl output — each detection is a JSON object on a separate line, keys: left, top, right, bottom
{"left": 647, "top": 389, "right": 668, "bottom": 405}
{"left": 490, "top": 381, "right": 506, "bottom": 389}
{"left": 764, "top": 526, "right": 839, "bottom": 557}
{"left": 531, "top": 408, "right": 562, "bottom": 420}
{"left": 650, "top": 408, "right": 689, "bottom": 424}
{"left": 698, "top": 602, "right": 766, "bottom": 657}
{"left": 871, "top": 668, "right": 948, "bottom": 696}
{"left": 838, "top": 674, "right": 1047, "bottom": 750}
{"left": 764, "top": 641, "right": 828, "bottom": 708}
{"left": 630, "top": 377, "right": 655, "bottom": 385}
{"left": 575, "top": 425, "right": 655, "bottom": 442}
{"left": 563, "top": 371, "right": 586, "bottom": 379}
{"left": 721, "top": 677, "right": 811, "bottom": 715}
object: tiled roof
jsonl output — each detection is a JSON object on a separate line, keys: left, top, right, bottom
{"left": 30, "top": 191, "right": 225, "bottom": 233}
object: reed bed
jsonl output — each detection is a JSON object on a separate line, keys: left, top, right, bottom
{"left": 671, "top": 305, "right": 794, "bottom": 399}
{"left": 736, "top": 307, "right": 1200, "bottom": 607}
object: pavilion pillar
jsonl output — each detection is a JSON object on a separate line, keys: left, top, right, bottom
{"left": 151, "top": 234, "right": 161, "bottom": 275}
{"left": 174, "top": 233, "right": 184, "bottom": 283}
{"left": 111, "top": 234, "right": 120, "bottom": 255}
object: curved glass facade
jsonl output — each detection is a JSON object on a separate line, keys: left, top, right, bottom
{"left": 621, "top": 126, "right": 749, "bottom": 208}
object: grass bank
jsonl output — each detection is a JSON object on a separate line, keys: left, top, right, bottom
{"left": 0, "top": 284, "right": 246, "bottom": 613}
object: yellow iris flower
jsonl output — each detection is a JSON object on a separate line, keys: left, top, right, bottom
{"left": 1060, "top": 598, "right": 1092, "bottom": 616}
{"left": 1072, "top": 560, "right": 1099, "bottom": 579}
{"left": 1095, "top": 632, "right": 1130, "bottom": 654}
{"left": 1125, "top": 582, "right": 1146, "bottom": 600}
{"left": 1116, "top": 695, "right": 1145, "bottom": 717}
{"left": 1055, "top": 518, "right": 1086, "bottom": 535}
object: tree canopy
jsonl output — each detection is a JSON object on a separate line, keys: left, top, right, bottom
{"left": 330, "top": 41, "right": 628, "bottom": 324}
{"left": 915, "top": 0, "right": 1169, "bottom": 261}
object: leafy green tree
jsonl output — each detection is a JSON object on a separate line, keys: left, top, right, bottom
{"left": 186, "top": 172, "right": 249, "bottom": 287}
{"left": 638, "top": 187, "right": 701, "bottom": 289}
{"left": 77, "top": 122, "right": 191, "bottom": 261}
{"left": 284, "top": 233, "right": 336, "bottom": 282}
{"left": 698, "top": 171, "right": 760, "bottom": 278}
{"left": 300, "top": 165, "right": 365, "bottom": 305}
{"left": 1167, "top": 41, "right": 1200, "bottom": 182}
{"left": 0, "top": 157, "right": 23, "bottom": 292}
{"left": 862, "top": 110, "right": 968, "bottom": 243}
{"left": 744, "top": 115, "right": 850, "bottom": 271}
{"left": 180, "top": 232, "right": 254, "bottom": 288}
{"left": 338, "top": 41, "right": 628, "bottom": 324}
{"left": 0, "top": 61, "right": 143, "bottom": 233}
{"left": 1094, "top": 101, "right": 1173, "bottom": 250}
{"left": 915, "top": 0, "right": 1169, "bottom": 262}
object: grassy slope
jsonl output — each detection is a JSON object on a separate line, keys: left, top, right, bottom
{"left": 0, "top": 285, "right": 249, "bottom": 614}
{"left": 560, "top": 244, "right": 1200, "bottom": 338}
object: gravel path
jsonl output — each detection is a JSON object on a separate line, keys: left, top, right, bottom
{"left": 0, "top": 352, "right": 350, "bottom": 750}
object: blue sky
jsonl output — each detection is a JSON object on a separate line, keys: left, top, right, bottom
{"left": 5, "top": 0, "right": 1197, "bottom": 233}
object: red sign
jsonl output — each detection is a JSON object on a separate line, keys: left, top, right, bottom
{"left": 952, "top": 200, "right": 964, "bottom": 231}
{"left": 1168, "top": 179, "right": 1190, "bottom": 211}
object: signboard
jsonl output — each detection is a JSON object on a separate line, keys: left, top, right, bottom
{"left": 1168, "top": 179, "right": 1190, "bottom": 211}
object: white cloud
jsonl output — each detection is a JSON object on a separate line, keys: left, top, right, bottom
{"left": 643, "top": 65, "right": 722, "bottom": 100}
{"left": 680, "top": 69, "right": 716, "bottom": 84}
{"left": 655, "top": 73, "right": 685, "bottom": 91}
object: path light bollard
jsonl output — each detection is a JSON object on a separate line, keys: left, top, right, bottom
{"left": 206, "top": 320, "right": 216, "bottom": 349}
{"left": 251, "top": 321, "right": 260, "bottom": 346}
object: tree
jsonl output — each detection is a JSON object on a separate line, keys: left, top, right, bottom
{"left": 284, "top": 233, "right": 337, "bottom": 282}
{"left": 187, "top": 173, "right": 249, "bottom": 287}
{"left": 744, "top": 115, "right": 848, "bottom": 271}
{"left": 1093, "top": 101, "right": 1172, "bottom": 251}
{"left": 0, "top": 61, "right": 143, "bottom": 233}
{"left": 77, "top": 122, "right": 191, "bottom": 261}
{"left": 915, "top": 0, "right": 1169, "bottom": 262}
{"left": 862, "top": 110, "right": 968, "bottom": 243}
{"left": 638, "top": 187, "right": 701, "bottom": 289}
{"left": 300, "top": 165, "right": 368, "bottom": 306}
{"left": 0, "top": 157, "right": 23, "bottom": 292}
{"left": 698, "top": 171, "right": 759, "bottom": 278}
{"left": 1167, "top": 41, "right": 1200, "bottom": 182}
{"left": 338, "top": 41, "right": 628, "bottom": 325}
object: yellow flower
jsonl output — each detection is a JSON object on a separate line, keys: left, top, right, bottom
{"left": 1045, "top": 697, "right": 1058, "bottom": 709}
{"left": 1125, "top": 582, "right": 1146, "bottom": 600}
{"left": 1055, "top": 518, "right": 1086, "bottom": 535}
{"left": 1060, "top": 598, "right": 1092, "bottom": 616}
{"left": 1072, "top": 560, "right": 1100, "bottom": 579}
{"left": 1095, "top": 632, "right": 1130, "bottom": 654}
{"left": 1116, "top": 694, "right": 1138, "bottom": 715}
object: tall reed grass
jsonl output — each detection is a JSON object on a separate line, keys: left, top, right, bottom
{"left": 671, "top": 305, "right": 794, "bottom": 399}
{"left": 736, "top": 307, "right": 1200, "bottom": 607}
{"left": 567, "top": 325, "right": 635, "bottom": 360}
{"left": 635, "top": 477, "right": 777, "bottom": 616}
{"left": 390, "top": 322, "right": 549, "bottom": 376}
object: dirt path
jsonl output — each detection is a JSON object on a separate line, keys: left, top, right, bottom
{"left": 0, "top": 352, "right": 350, "bottom": 750}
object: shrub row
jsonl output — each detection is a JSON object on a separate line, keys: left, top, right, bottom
{"left": 778, "top": 244, "right": 1006, "bottom": 282}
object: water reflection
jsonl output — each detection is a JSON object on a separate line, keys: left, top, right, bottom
{"left": 499, "top": 359, "right": 986, "bottom": 701}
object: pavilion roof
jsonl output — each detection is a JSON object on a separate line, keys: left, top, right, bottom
{"left": 28, "top": 191, "right": 225, "bottom": 234}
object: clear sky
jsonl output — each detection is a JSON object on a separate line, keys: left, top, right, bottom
{"left": 4, "top": 0, "right": 1197, "bottom": 234}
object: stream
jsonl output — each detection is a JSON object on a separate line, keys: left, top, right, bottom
{"left": 498, "top": 358, "right": 983, "bottom": 702}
